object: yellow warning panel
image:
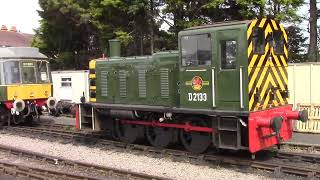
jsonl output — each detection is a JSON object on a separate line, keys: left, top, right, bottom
{"left": 7, "top": 84, "right": 52, "bottom": 100}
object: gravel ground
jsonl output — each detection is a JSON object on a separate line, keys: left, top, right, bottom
{"left": 0, "top": 134, "right": 283, "bottom": 180}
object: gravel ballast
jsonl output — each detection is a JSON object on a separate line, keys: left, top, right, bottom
{"left": 0, "top": 134, "right": 278, "bottom": 180}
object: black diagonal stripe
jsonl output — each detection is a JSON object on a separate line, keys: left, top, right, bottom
{"left": 275, "top": 19, "right": 281, "bottom": 30}
{"left": 284, "top": 43, "right": 289, "bottom": 58}
{"left": 248, "top": 49, "right": 254, "bottom": 60}
{"left": 248, "top": 19, "right": 261, "bottom": 41}
{"left": 256, "top": 18, "right": 262, "bottom": 28}
{"left": 249, "top": 58, "right": 270, "bottom": 100}
{"left": 269, "top": 66, "right": 282, "bottom": 90}
{"left": 248, "top": 53, "right": 263, "bottom": 75}
{"left": 274, "top": 54, "right": 288, "bottom": 81}
{"left": 268, "top": 67, "right": 286, "bottom": 103}
{"left": 276, "top": 54, "right": 285, "bottom": 67}
{"left": 255, "top": 67, "right": 271, "bottom": 97}
{"left": 261, "top": 80, "right": 274, "bottom": 106}
{"left": 284, "top": 43, "right": 289, "bottom": 51}
{"left": 269, "top": 20, "right": 276, "bottom": 31}
{"left": 271, "top": 54, "right": 286, "bottom": 77}
{"left": 272, "top": 66, "right": 286, "bottom": 88}
{"left": 249, "top": 61, "right": 269, "bottom": 97}
{"left": 262, "top": 18, "right": 270, "bottom": 31}
{"left": 248, "top": 48, "right": 270, "bottom": 92}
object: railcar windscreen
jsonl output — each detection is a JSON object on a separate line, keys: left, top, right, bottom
{"left": 36, "top": 61, "right": 50, "bottom": 83}
{"left": 4, "top": 61, "right": 21, "bottom": 84}
{"left": 252, "top": 27, "right": 265, "bottom": 54}
{"left": 22, "top": 62, "right": 37, "bottom": 84}
{"left": 181, "top": 34, "right": 212, "bottom": 66}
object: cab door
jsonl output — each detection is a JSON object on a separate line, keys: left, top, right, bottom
{"left": 179, "top": 33, "right": 214, "bottom": 109}
{"left": 215, "top": 29, "right": 243, "bottom": 110}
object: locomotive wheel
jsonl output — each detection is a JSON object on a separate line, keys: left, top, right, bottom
{"left": 180, "top": 120, "right": 211, "bottom": 154}
{"left": 114, "top": 121, "right": 144, "bottom": 144}
{"left": 146, "top": 126, "right": 174, "bottom": 148}
{"left": 0, "top": 112, "right": 9, "bottom": 127}
{"left": 0, "top": 108, "right": 11, "bottom": 127}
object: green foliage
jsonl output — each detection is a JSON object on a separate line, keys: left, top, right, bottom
{"left": 115, "top": 30, "right": 133, "bottom": 46}
{"left": 32, "top": 0, "right": 306, "bottom": 69}
{"left": 286, "top": 26, "right": 308, "bottom": 63}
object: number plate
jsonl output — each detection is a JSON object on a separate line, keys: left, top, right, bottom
{"left": 188, "top": 93, "right": 207, "bottom": 102}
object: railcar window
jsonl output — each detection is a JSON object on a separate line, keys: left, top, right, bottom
{"left": 22, "top": 62, "right": 37, "bottom": 84}
{"left": 221, "top": 40, "right": 237, "bottom": 69}
{"left": 4, "top": 61, "right": 21, "bottom": 84}
{"left": 273, "top": 30, "right": 284, "bottom": 55}
{"left": 36, "top": 61, "right": 50, "bottom": 83}
{"left": 252, "top": 27, "right": 265, "bottom": 54}
{"left": 181, "top": 34, "right": 211, "bottom": 66}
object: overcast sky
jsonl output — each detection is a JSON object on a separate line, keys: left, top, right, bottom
{"left": 0, "top": 0, "right": 41, "bottom": 34}
{"left": 0, "top": 0, "right": 313, "bottom": 36}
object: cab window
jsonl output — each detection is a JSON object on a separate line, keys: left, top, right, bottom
{"left": 181, "top": 34, "right": 212, "bottom": 66}
{"left": 273, "top": 30, "right": 284, "bottom": 55}
{"left": 221, "top": 40, "right": 237, "bottom": 69}
{"left": 252, "top": 27, "right": 265, "bottom": 54}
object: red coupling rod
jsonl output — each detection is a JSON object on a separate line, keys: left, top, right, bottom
{"left": 120, "top": 120, "right": 213, "bottom": 133}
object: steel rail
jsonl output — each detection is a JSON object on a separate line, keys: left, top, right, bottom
{"left": 2, "top": 125, "right": 320, "bottom": 178}
{"left": 0, "top": 160, "right": 104, "bottom": 180}
{"left": 0, "top": 144, "right": 168, "bottom": 180}
{"left": 281, "top": 142, "right": 320, "bottom": 151}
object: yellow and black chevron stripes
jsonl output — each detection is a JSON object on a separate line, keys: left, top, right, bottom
{"left": 247, "top": 18, "right": 288, "bottom": 111}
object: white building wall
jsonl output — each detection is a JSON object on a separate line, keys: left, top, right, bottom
{"left": 51, "top": 70, "right": 89, "bottom": 103}
{"left": 288, "top": 63, "right": 320, "bottom": 109}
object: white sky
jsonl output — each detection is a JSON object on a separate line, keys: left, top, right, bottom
{"left": 0, "top": 0, "right": 41, "bottom": 34}
{"left": 0, "top": 0, "right": 314, "bottom": 36}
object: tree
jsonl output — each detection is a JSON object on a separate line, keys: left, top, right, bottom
{"left": 308, "top": 0, "right": 317, "bottom": 62}
{"left": 33, "top": 0, "right": 101, "bottom": 70}
{"left": 33, "top": 0, "right": 306, "bottom": 70}
{"left": 286, "top": 26, "right": 308, "bottom": 63}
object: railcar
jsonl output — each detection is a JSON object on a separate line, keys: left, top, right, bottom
{"left": 0, "top": 47, "right": 57, "bottom": 126}
{"left": 78, "top": 18, "right": 308, "bottom": 155}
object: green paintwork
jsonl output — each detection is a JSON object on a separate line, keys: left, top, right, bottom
{"left": 94, "top": 21, "right": 252, "bottom": 112}
{"left": 0, "top": 86, "right": 7, "bottom": 101}
{"left": 178, "top": 22, "right": 249, "bottom": 111}
{"left": 109, "top": 39, "right": 121, "bottom": 57}
{"left": 95, "top": 52, "right": 179, "bottom": 107}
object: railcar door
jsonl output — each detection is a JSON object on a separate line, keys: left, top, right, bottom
{"left": 215, "top": 29, "right": 243, "bottom": 110}
{"left": 179, "top": 33, "right": 214, "bottom": 109}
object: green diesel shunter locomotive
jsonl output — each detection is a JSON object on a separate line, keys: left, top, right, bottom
{"left": 79, "top": 18, "right": 307, "bottom": 154}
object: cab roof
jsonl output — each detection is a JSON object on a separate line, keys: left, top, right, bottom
{"left": 0, "top": 47, "right": 47, "bottom": 59}
{"left": 186, "top": 20, "right": 251, "bottom": 31}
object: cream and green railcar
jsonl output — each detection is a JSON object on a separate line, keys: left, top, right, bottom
{"left": 0, "top": 47, "right": 57, "bottom": 125}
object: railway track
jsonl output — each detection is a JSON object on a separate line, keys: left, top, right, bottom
{"left": 2, "top": 125, "right": 320, "bottom": 179}
{"left": 0, "top": 160, "right": 104, "bottom": 180}
{"left": 281, "top": 141, "right": 320, "bottom": 152}
{"left": 0, "top": 144, "right": 167, "bottom": 180}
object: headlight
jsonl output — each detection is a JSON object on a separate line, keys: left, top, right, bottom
{"left": 47, "top": 97, "right": 57, "bottom": 109}
{"left": 13, "top": 99, "right": 25, "bottom": 112}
